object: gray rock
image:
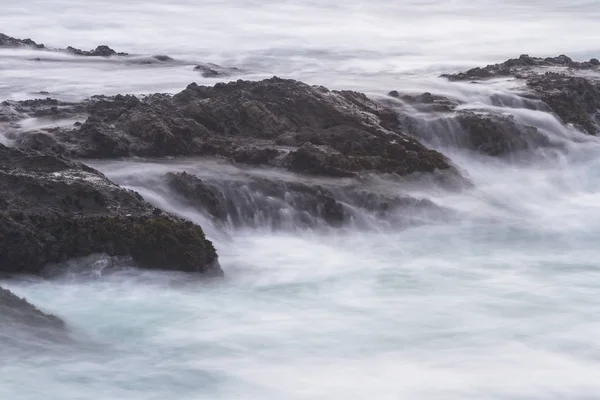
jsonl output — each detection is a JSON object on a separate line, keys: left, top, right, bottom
{"left": 11, "top": 78, "right": 454, "bottom": 178}
{"left": 0, "top": 144, "right": 221, "bottom": 276}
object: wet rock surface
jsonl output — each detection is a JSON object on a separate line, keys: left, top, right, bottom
{"left": 386, "top": 90, "right": 555, "bottom": 156}
{"left": 66, "top": 45, "right": 129, "bottom": 57}
{"left": 5, "top": 78, "right": 455, "bottom": 178}
{"left": 1, "top": 32, "right": 127, "bottom": 56}
{"left": 165, "top": 171, "right": 451, "bottom": 229}
{"left": 442, "top": 54, "right": 600, "bottom": 82}
{"left": 0, "top": 33, "right": 45, "bottom": 49}
{"left": 527, "top": 73, "right": 600, "bottom": 135}
{"left": 0, "top": 144, "right": 221, "bottom": 276}
{"left": 194, "top": 64, "right": 240, "bottom": 78}
{"left": 441, "top": 54, "right": 600, "bottom": 135}
{"left": 0, "top": 285, "right": 65, "bottom": 333}
{"left": 1, "top": 33, "right": 235, "bottom": 75}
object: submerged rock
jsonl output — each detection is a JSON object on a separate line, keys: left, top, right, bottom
{"left": 66, "top": 45, "right": 129, "bottom": 57}
{"left": 442, "top": 54, "right": 600, "bottom": 82}
{"left": 387, "top": 89, "right": 554, "bottom": 156}
{"left": 194, "top": 64, "right": 240, "bottom": 78}
{"left": 165, "top": 171, "right": 449, "bottom": 229}
{"left": 0, "top": 285, "right": 67, "bottom": 346}
{"left": 442, "top": 54, "right": 600, "bottom": 135}
{"left": 0, "top": 285, "right": 65, "bottom": 330}
{"left": 0, "top": 144, "right": 221, "bottom": 276}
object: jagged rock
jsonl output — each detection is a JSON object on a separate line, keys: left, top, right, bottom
{"left": 165, "top": 171, "right": 449, "bottom": 229}
{"left": 10, "top": 78, "right": 455, "bottom": 178}
{"left": 0, "top": 285, "right": 67, "bottom": 345}
{"left": 0, "top": 286, "right": 64, "bottom": 330}
{"left": 194, "top": 65, "right": 223, "bottom": 78}
{"left": 66, "top": 45, "right": 128, "bottom": 57}
{"left": 389, "top": 91, "right": 462, "bottom": 113}
{"left": 442, "top": 54, "right": 600, "bottom": 82}
{"left": 0, "top": 144, "right": 221, "bottom": 276}
{"left": 442, "top": 54, "right": 600, "bottom": 135}
{"left": 281, "top": 143, "right": 356, "bottom": 177}
{"left": 194, "top": 64, "right": 240, "bottom": 78}
{"left": 456, "top": 112, "right": 552, "bottom": 155}
{"left": 386, "top": 89, "right": 552, "bottom": 156}
{"left": 166, "top": 171, "right": 346, "bottom": 227}
{"left": 0, "top": 33, "right": 45, "bottom": 49}
{"left": 527, "top": 73, "right": 600, "bottom": 135}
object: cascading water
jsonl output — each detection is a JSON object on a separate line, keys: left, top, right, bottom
{"left": 2, "top": 0, "right": 600, "bottom": 398}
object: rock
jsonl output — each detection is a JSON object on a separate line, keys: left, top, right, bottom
{"left": 152, "top": 55, "right": 174, "bottom": 62}
{"left": 391, "top": 91, "right": 462, "bottom": 113}
{"left": 456, "top": 112, "right": 552, "bottom": 155}
{"left": 527, "top": 73, "right": 600, "bottom": 135}
{"left": 0, "top": 285, "right": 68, "bottom": 346}
{"left": 442, "top": 54, "right": 600, "bottom": 82}
{"left": 166, "top": 171, "right": 346, "bottom": 228}
{"left": 443, "top": 55, "right": 600, "bottom": 135}
{"left": 386, "top": 88, "right": 555, "bottom": 156}
{"left": 0, "top": 144, "right": 221, "bottom": 276}
{"left": 0, "top": 285, "right": 65, "bottom": 330}
{"left": 194, "top": 64, "right": 240, "bottom": 78}
{"left": 281, "top": 143, "right": 356, "bottom": 177}
{"left": 11, "top": 77, "right": 455, "bottom": 178}
{"left": 195, "top": 65, "right": 224, "bottom": 78}
{"left": 66, "top": 45, "right": 128, "bottom": 57}
{"left": 0, "top": 33, "right": 45, "bottom": 49}
{"left": 165, "top": 171, "right": 450, "bottom": 229}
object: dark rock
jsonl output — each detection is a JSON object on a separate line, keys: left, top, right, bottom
{"left": 442, "top": 54, "right": 600, "bottom": 135}
{"left": 194, "top": 64, "right": 240, "bottom": 78}
{"left": 66, "top": 45, "right": 128, "bottom": 57}
{"left": 0, "top": 285, "right": 68, "bottom": 346}
{"left": 165, "top": 171, "right": 443, "bottom": 229}
{"left": 527, "top": 73, "right": 600, "bottom": 135}
{"left": 12, "top": 78, "right": 454, "bottom": 178}
{"left": 456, "top": 112, "right": 552, "bottom": 155}
{"left": 0, "top": 285, "right": 65, "bottom": 330}
{"left": 0, "top": 144, "right": 221, "bottom": 276}
{"left": 393, "top": 91, "right": 461, "bottom": 113}
{"left": 194, "top": 65, "right": 224, "bottom": 78}
{"left": 442, "top": 54, "right": 599, "bottom": 81}
{"left": 0, "top": 33, "right": 45, "bottom": 49}
{"left": 281, "top": 143, "right": 356, "bottom": 177}
{"left": 152, "top": 55, "right": 174, "bottom": 62}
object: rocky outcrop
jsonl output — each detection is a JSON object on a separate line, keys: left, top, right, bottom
{"left": 442, "top": 54, "right": 600, "bottom": 82}
{"left": 6, "top": 78, "right": 455, "bottom": 179}
{"left": 387, "top": 90, "right": 553, "bottom": 156}
{"left": 0, "top": 144, "right": 221, "bottom": 276}
{"left": 0, "top": 33, "right": 45, "bottom": 49}
{"left": 194, "top": 64, "right": 240, "bottom": 78}
{"left": 0, "top": 286, "right": 65, "bottom": 331}
{"left": 1, "top": 32, "right": 128, "bottom": 57}
{"left": 0, "top": 285, "right": 69, "bottom": 347}
{"left": 527, "top": 73, "right": 600, "bottom": 135}
{"left": 66, "top": 45, "right": 128, "bottom": 57}
{"left": 454, "top": 112, "right": 552, "bottom": 155}
{"left": 442, "top": 54, "right": 600, "bottom": 135}
{"left": 165, "top": 171, "right": 450, "bottom": 229}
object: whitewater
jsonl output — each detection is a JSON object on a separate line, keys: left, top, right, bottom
{"left": 2, "top": 0, "right": 600, "bottom": 399}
